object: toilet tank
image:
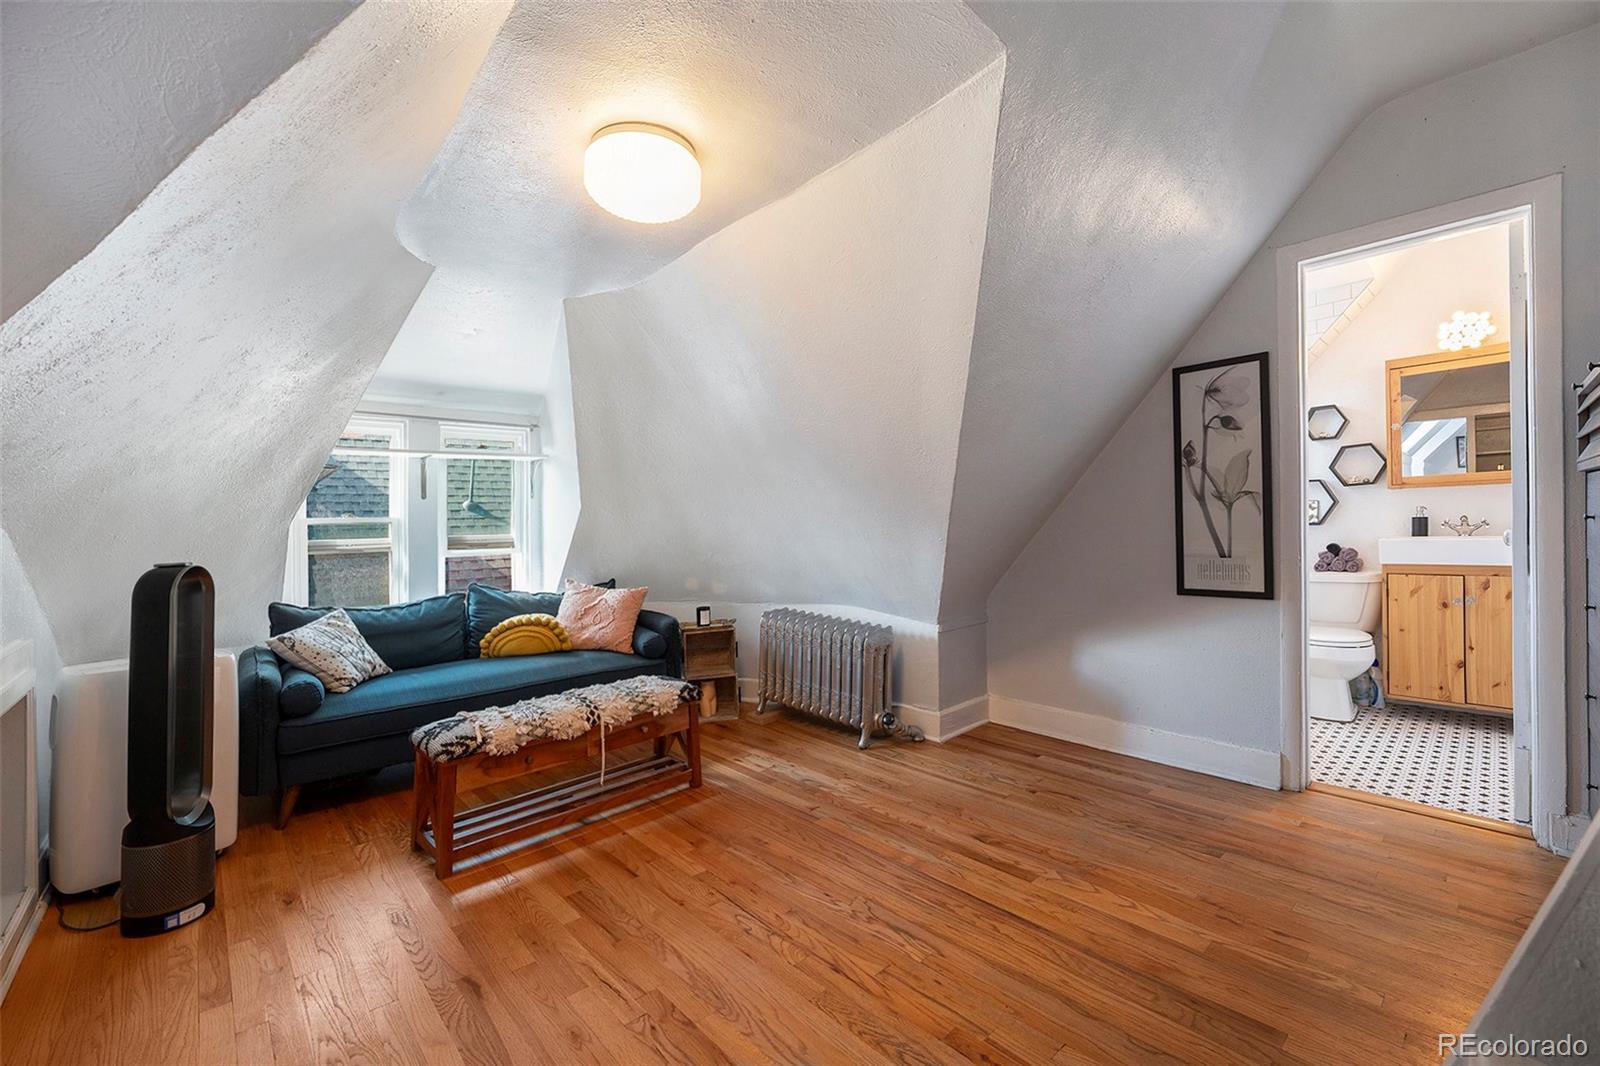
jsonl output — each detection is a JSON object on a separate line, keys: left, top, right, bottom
{"left": 1307, "top": 571, "right": 1382, "bottom": 632}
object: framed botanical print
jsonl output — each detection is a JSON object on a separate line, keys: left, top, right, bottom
{"left": 1171, "top": 352, "right": 1274, "bottom": 598}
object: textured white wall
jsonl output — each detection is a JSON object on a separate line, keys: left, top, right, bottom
{"left": 942, "top": 1, "right": 1599, "bottom": 625}
{"left": 988, "top": 27, "right": 1600, "bottom": 788}
{"left": 0, "top": 531, "right": 64, "bottom": 846}
{"left": 541, "top": 319, "right": 582, "bottom": 589}
{"left": 1306, "top": 227, "right": 1513, "bottom": 564}
{"left": 0, "top": 0, "right": 353, "bottom": 320}
{"left": 561, "top": 60, "right": 1005, "bottom": 624}
{"left": 0, "top": 1, "right": 513, "bottom": 664}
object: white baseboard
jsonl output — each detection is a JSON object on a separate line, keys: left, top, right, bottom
{"left": 988, "top": 695, "right": 1281, "bottom": 789}
{"left": 741, "top": 675, "right": 989, "bottom": 744}
{"left": 896, "top": 695, "right": 988, "bottom": 743}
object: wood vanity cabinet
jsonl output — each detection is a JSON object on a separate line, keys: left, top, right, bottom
{"left": 1382, "top": 565, "right": 1512, "bottom": 713}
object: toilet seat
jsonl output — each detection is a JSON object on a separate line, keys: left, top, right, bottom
{"left": 1309, "top": 624, "right": 1373, "bottom": 648}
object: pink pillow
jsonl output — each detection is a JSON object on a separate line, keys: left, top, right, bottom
{"left": 556, "top": 579, "right": 648, "bottom": 653}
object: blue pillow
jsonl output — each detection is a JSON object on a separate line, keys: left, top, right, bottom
{"left": 269, "top": 593, "right": 466, "bottom": 672}
{"left": 278, "top": 667, "right": 326, "bottom": 719}
{"left": 465, "top": 584, "right": 563, "bottom": 657}
{"left": 632, "top": 627, "right": 668, "bottom": 660}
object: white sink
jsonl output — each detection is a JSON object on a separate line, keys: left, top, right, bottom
{"left": 1378, "top": 535, "right": 1512, "bottom": 567}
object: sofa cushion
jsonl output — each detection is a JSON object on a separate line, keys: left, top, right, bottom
{"left": 270, "top": 594, "right": 465, "bottom": 672}
{"left": 267, "top": 608, "right": 391, "bottom": 693}
{"left": 558, "top": 580, "right": 648, "bottom": 653}
{"left": 481, "top": 614, "right": 572, "bottom": 657}
{"left": 465, "top": 584, "right": 563, "bottom": 657}
{"left": 279, "top": 667, "right": 326, "bottom": 719}
{"left": 632, "top": 626, "right": 668, "bottom": 660}
{"left": 276, "top": 651, "right": 664, "bottom": 755}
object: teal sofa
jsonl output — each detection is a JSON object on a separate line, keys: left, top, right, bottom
{"left": 238, "top": 583, "right": 682, "bottom": 823}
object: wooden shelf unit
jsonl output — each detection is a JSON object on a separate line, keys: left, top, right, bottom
{"left": 682, "top": 621, "right": 739, "bottom": 722}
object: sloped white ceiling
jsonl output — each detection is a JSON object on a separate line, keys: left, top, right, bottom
{"left": 366, "top": 271, "right": 558, "bottom": 411}
{"left": 940, "top": 0, "right": 1600, "bottom": 624}
{"left": 0, "top": 1, "right": 512, "bottom": 663}
{"left": 560, "top": 61, "right": 1005, "bottom": 619}
{"left": 373, "top": 0, "right": 1003, "bottom": 405}
{"left": 0, "top": 0, "right": 354, "bottom": 320}
{"left": 4, "top": 0, "right": 1594, "bottom": 674}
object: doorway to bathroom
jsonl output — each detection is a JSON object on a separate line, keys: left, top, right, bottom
{"left": 1303, "top": 223, "right": 1519, "bottom": 828}
{"left": 1279, "top": 178, "right": 1566, "bottom": 847}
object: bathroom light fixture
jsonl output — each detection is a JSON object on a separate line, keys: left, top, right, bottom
{"left": 1436, "top": 310, "right": 1496, "bottom": 351}
{"left": 583, "top": 122, "right": 700, "bottom": 224}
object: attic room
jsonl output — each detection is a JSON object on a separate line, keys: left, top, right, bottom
{"left": 1, "top": 1, "right": 1597, "bottom": 1061}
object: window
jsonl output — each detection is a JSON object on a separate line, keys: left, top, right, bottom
{"left": 440, "top": 425, "right": 532, "bottom": 594}
{"left": 285, "top": 415, "right": 537, "bottom": 607}
{"left": 297, "top": 419, "right": 404, "bottom": 607}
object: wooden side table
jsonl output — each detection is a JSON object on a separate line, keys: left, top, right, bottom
{"left": 681, "top": 621, "right": 740, "bottom": 722}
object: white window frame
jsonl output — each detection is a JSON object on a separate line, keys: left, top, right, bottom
{"left": 284, "top": 416, "right": 408, "bottom": 605}
{"left": 435, "top": 422, "right": 536, "bottom": 595}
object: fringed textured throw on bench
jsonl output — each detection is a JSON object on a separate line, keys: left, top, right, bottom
{"left": 409, "top": 674, "right": 703, "bottom": 878}
{"left": 411, "top": 675, "right": 699, "bottom": 762}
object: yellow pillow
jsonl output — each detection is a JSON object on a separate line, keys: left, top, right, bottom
{"left": 481, "top": 614, "right": 573, "bottom": 658}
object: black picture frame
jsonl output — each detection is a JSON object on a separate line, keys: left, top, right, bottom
{"left": 695, "top": 605, "right": 712, "bottom": 627}
{"left": 1172, "top": 352, "right": 1275, "bottom": 599}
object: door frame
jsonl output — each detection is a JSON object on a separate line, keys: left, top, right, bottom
{"left": 1274, "top": 175, "right": 1565, "bottom": 848}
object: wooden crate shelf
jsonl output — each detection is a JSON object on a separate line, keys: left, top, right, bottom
{"left": 682, "top": 621, "right": 739, "bottom": 722}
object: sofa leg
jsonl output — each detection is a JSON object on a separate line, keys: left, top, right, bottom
{"left": 274, "top": 785, "right": 301, "bottom": 830}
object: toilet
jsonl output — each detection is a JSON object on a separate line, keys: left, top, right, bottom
{"left": 1307, "top": 570, "right": 1383, "bottom": 723}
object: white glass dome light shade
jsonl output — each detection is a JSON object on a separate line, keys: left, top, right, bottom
{"left": 583, "top": 122, "right": 701, "bottom": 224}
{"left": 1436, "top": 310, "right": 1497, "bottom": 351}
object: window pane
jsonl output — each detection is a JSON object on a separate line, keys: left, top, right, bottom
{"left": 444, "top": 436, "right": 514, "bottom": 543}
{"left": 307, "top": 549, "right": 390, "bottom": 606}
{"left": 307, "top": 435, "right": 391, "bottom": 519}
{"left": 444, "top": 553, "right": 513, "bottom": 593}
{"left": 308, "top": 521, "right": 389, "bottom": 541}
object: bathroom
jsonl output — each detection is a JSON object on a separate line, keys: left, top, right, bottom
{"left": 1301, "top": 221, "right": 1519, "bottom": 828}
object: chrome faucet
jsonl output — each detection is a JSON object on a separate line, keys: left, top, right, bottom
{"left": 1442, "top": 514, "right": 1492, "bottom": 537}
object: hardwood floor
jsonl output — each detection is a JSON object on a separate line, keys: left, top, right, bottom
{"left": 2, "top": 714, "right": 1564, "bottom": 1065}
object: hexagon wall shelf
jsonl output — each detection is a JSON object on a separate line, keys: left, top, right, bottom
{"left": 1330, "top": 443, "right": 1386, "bottom": 487}
{"left": 1306, "top": 404, "right": 1349, "bottom": 441}
{"left": 1306, "top": 479, "right": 1339, "bottom": 525}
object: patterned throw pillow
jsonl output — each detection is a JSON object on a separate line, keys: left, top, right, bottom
{"left": 556, "top": 580, "right": 648, "bottom": 654}
{"left": 267, "top": 608, "right": 391, "bottom": 693}
{"left": 480, "top": 614, "right": 573, "bottom": 658}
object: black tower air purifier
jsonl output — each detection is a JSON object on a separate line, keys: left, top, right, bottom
{"left": 121, "top": 563, "right": 217, "bottom": 937}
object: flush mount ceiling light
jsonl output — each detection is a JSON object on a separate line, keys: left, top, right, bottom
{"left": 583, "top": 122, "right": 700, "bottom": 224}
{"left": 1437, "top": 310, "right": 1496, "bottom": 351}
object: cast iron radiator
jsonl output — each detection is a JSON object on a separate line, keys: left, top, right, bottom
{"left": 756, "top": 609, "right": 922, "bottom": 748}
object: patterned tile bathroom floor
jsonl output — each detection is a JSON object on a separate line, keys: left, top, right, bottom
{"left": 1309, "top": 702, "right": 1513, "bottom": 822}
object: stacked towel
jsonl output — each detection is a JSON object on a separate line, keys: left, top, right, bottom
{"left": 1313, "top": 544, "right": 1363, "bottom": 573}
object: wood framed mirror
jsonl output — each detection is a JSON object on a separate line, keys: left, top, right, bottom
{"left": 1385, "top": 343, "right": 1511, "bottom": 488}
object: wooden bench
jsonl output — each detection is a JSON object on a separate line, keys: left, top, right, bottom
{"left": 411, "top": 696, "right": 701, "bottom": 878}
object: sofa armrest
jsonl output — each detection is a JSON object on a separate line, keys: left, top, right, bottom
{"left": 634, "top": 610, "right": 683, "bottom": 677}
{"left": 237, "top": 644, "right": 283, "bottom": 796}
